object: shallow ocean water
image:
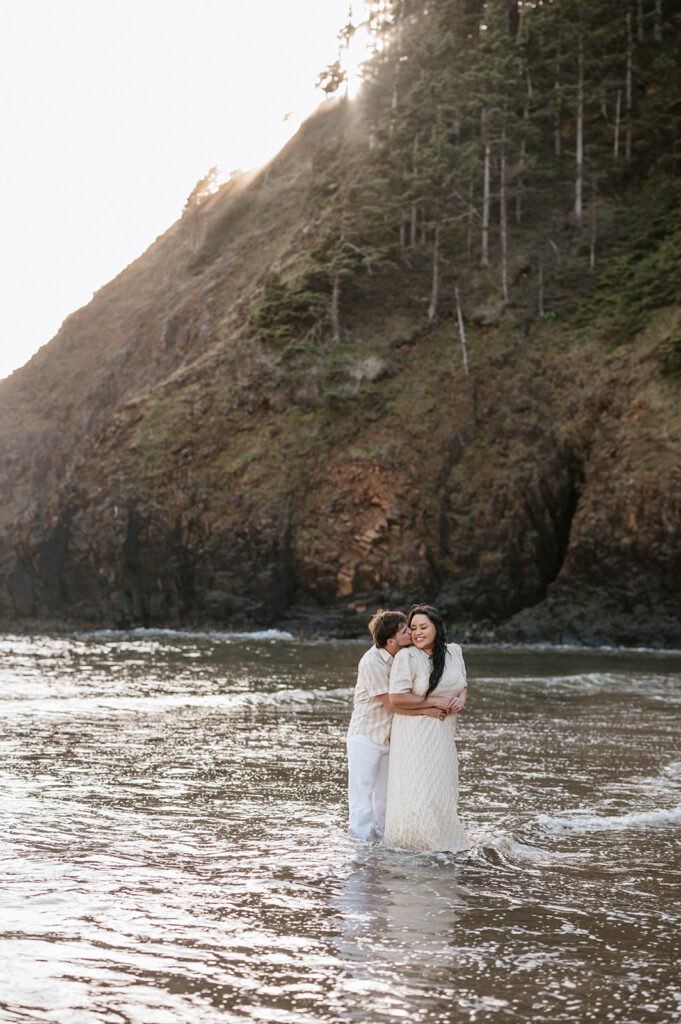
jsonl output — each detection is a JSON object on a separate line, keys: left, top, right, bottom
{"left": 0, "top": 631, "right": 679, "bottom": 1023}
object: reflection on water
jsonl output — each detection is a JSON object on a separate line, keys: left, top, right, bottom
{"left": 0, "top": 631, "right": 680, "bottom": 1023}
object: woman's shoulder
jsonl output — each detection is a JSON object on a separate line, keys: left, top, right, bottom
{"left": 393, "top": 646, "right": 428, "bottom": 667}
{"left": 446, "top": 642, "right": 464, "bottom": 662}
{"left": 393, "top": 646, "right": 417, "bottom": 663}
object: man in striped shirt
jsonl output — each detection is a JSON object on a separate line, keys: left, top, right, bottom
{"left": 347, "top": 608, "right": 448, "bottom": 840}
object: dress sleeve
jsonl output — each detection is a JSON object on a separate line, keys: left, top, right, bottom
{"left": 454, "top": 644, "right": 467, "bottom": 687}
{"left": 389, "top": 649, "right": 415, "bottom": 694}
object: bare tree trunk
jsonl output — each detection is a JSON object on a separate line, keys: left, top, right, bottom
{"left": 574, "top": 32, "right": 584, "bottom": 227}
{"left": 654, "top": 0, "right": 662, "bottom": 42}
{"left": 626, "top": 9, "right": 633, "bottom": 159}
{"left": 389, "top": 10, "right": 402, "bottom": 135}
{"left": 590, "top": 178, "right": 597, "bottom": 272}
{"left": 515, "top": 2, "right": 524, "bottom": 41}
{"left": 481, "top": 107, "right": 491, "bottom": 267}
{"left": 331, "top": 271, "right": 341, "bottom": 343}
{"left": 455, "top": 285, "right": 469, "bottom": 376}
{"left": 427, "top": 222, "right": 441, "bottom": 324}
{"left": 516, "top": 72, "right": 532, "bottom": 225}
{"left": 637, "top": 0, "right": 645, "bottom": 41}
{"left": 614, "top": 88, "right": 622, "bottom": 156}
{"left": 410, "top": 135, "right": 419, "bottom": 247}
{"left": 500, "top": 122, "right": 509, "bottom": 303}
{"left": 400, "top": 161, "right": 407, "bottom": 252}
{"left": 554, "top": 45, "right": 562, "bottom": 157}
{"left": 538, "top": 255, "right": 545, "bottom": 318}
{"left": 190, "top": 211, "right": 207, "bottom": 252}
{"left": 389, "top": 81, "right": 398, "bottom": 136}
{"left": 467, "top": 182, "right": 474, "bottom": 257}
{"left": 452, "top": 105, "right": 461, "bottom": 141}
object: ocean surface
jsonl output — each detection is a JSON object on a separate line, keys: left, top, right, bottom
{"left": 0, "top": 630, "right": 679, "bottom": 1024}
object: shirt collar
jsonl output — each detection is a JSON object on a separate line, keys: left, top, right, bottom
{"left": 377, "top": 646, "right": 393, "bottom": 664}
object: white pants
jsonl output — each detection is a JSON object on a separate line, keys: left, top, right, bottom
{"left": 347, "top": 733, "right": 389, "bottom": 840}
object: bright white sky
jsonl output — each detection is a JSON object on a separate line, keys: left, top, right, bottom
{"left": 0, "top": 0, "right": 366, "bottom": 381}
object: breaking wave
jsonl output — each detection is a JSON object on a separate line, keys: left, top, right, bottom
{"left": 534, "top": 804, "right": 681, "bottom": 834}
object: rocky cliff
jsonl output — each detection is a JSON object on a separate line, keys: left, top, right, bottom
{"left": 1, "top": 97, "right": 680, "bottom": 646}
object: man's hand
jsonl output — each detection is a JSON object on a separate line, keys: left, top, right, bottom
{"left": 421, "top": 706, "right": 447, "bottom": 720}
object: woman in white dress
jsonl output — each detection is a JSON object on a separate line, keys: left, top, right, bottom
{"left": 383, "top": 604, "right": 469, "bottom": 852}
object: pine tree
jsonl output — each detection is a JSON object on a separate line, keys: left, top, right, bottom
{"left": 310, "top": 0, "right": 681, "bottom": 335}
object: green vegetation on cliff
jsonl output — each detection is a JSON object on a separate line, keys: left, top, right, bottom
{"left": 250, "top": 0, "right": 681, "bottom": 356}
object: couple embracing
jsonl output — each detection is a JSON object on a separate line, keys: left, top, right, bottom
{"left": 346, "top": 604, "right": 469, "bottom": 853}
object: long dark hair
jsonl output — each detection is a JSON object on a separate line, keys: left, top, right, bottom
{"left": 408, "top": 604, "right": 448, "bottom": 697}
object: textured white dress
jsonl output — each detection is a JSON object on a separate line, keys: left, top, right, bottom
{"left": 383, "top": 644, "right": 469, "bottom": 853}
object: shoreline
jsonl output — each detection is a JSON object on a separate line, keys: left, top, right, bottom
{"left": 2, "top": 617, "right": 681, "bottom": 654}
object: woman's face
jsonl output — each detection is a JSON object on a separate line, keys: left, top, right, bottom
{"left": 409, "top": 614, "right": 437, "bottom": 654}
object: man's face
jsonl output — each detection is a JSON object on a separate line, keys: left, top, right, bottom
{"left": 394, "top": 622, "right": 412, "bottom": 647}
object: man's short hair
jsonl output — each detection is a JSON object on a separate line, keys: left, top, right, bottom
{"left": 368, "top": 609, "right": 407, "bottom": 649}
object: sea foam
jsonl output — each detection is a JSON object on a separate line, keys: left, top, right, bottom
{"left": 535, "top": 804, "right": 681, "bottom": 834}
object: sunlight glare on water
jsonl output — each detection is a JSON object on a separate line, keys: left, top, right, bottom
{"left": 0, "top": 631, "right": 679, "bottom": 1024}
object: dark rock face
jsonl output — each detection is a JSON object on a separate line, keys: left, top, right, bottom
{"left": 3, "top": 410, "right": 678, "bottom": 647}
{"left": 438, "top": 447, "right": 583, "bottom": 623}
{"left": 1, "top": 498, "right": 293, "bottom": 630}
{"left": 530, "top": 470, "right": 681, "bottom": 647}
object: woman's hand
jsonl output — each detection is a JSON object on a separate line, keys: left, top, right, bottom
{"left": 448, "top": 690, "right": 467, "bottom": 714}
